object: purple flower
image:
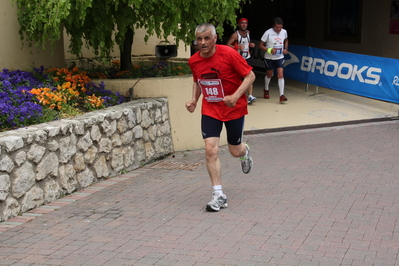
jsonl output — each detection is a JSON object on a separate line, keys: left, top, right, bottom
{"left": 0, "top": 68, "right": 52, "bottom": 129}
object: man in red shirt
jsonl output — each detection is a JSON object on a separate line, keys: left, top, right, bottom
{"left": 186, "top": 23, "right": 255, "bottom": 212}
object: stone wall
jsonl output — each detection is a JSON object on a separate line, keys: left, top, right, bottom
{"left": 0, "top": 98, "right": 173, "bottom": 222}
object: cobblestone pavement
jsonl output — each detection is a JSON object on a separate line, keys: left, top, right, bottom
{"left": 1, "top": 120, "right": 399, "bottom": 265}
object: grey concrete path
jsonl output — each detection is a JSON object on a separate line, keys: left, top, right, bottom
{"left": 1, "top": 119, "right": 399, "bottom": 265}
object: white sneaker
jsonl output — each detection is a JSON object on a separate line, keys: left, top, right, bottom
{"left": 206, "top": 192, "right": 228, "bottom": 211}
{"left": 248, "top": 95, "right": 257, "bottom": 105}
{"left": 240, "top": 144, "right": 253, "bottom": 174}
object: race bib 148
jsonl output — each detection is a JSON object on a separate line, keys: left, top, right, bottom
{"left": 198, "top": 79, "right": 225, "bottom": 102}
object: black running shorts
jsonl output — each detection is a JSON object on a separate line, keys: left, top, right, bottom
{"left": 201, "top": 114, "right": 244, "bottom": 145}
{"left": 264, "top": 58, "right": 285, "bottom": 70}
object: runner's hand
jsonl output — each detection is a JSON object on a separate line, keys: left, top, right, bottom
{"left": 186, "top": 101, "right": 197, "bottom": 113}
{"left": 223, "top": 95, "right": 237, "bottom": 108}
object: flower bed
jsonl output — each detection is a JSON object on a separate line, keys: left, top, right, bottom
{"left": 0, "top": 66, "right": 126, "bottom": 131}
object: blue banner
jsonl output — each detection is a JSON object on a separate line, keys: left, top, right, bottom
{"left": 283, "top": 45, "right": 399, "bottom": 104}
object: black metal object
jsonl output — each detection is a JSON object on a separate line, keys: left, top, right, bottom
{"left": 155, "top": 42, "right": 177, "bottom": 58}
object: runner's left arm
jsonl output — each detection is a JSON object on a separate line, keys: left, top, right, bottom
{"left": 223, "top": 71, "right": 255, "bottom": 107}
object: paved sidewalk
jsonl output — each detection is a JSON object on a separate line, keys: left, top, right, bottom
{"left": 243, "top": 74, "right": 398, "bottom": 132}
{"left": 1, "top": 120, "right": 399, "bottom": 265}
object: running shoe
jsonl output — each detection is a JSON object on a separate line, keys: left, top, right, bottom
{"left": 240, "top": 143, "right": 253, "bottom": 174}
{"left": 264, "top": 90, "right": 270, "bottom": 99}
{"left": 248, "top": 95, "right": 257, "bottom": 105}
{"left": 206, "top": 192, "right": 228, "bottom": 211}
{"left": 279, "top": 95, "right": 288, "bottom": 102}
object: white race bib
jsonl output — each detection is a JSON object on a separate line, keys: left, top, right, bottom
{"left": 198, "top": 79, "right": 225, "bottom": 102}
{"left": 273, "top": 44, "right": 283, "bottom": 55}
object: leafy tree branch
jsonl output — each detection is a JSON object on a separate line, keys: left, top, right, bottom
{"left": 14, "top": 0, "right": 245, "bottom": 70}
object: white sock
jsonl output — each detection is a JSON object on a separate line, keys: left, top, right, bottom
{"left": 264, "top": 76, "right": 271, "bottom": 91}
{"left": 278, "top": 78, "right": 285, "bottom": 95}
{"left": 213, "top": 185, "right": 222, "bottom": 195}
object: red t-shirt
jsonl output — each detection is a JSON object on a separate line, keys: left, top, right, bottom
{"left": 189, "top": 44, "right": 252, "bottom": 121}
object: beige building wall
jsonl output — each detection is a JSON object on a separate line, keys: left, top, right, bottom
{"left": 0, "top": 0, "right": 65, "bottom": 70}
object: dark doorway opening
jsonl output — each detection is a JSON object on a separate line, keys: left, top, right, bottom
{"left": 221, "top": 0, "right": 307, "bottom": 43}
